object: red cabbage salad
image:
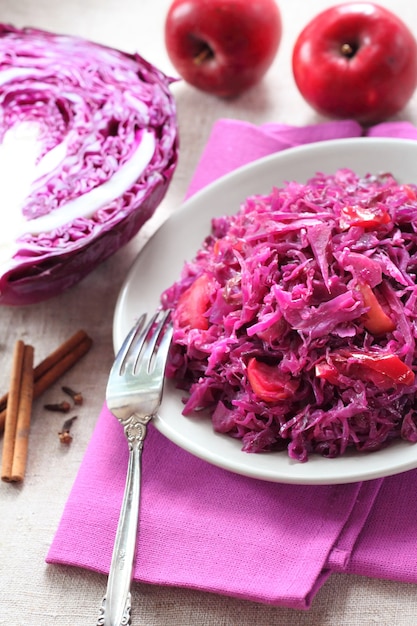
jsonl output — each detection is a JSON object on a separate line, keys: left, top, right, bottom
{"left": 161, "top": 168, "right": 417, "bottom": 462}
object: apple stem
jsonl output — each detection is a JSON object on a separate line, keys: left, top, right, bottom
{"left": 193, "top": 46, "right": 214, "bottom": 65}
{"left": 341, "top": 42, "right": 356, "bottom": 58}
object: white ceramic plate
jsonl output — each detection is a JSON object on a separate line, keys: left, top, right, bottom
{"left": 113, "top": 137, "right": 417, "bottom": 484}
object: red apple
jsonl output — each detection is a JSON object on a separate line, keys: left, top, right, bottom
{"left": 292, "top": 2, "right": 417, "bottom": 124}
{"left": 164, "top": 0, "right": 282, "bottom": 98}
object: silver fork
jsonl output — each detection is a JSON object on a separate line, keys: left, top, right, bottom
{"left": 97, "top": 309, "right": 173, "bottom": 626}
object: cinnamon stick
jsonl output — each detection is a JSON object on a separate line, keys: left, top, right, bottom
{"left": 1, "top": 341, "right": 32, "bottom": 481}
{"left": 10, "top": 345, "right": 35, "bottom": 482}
{"left": 32, "top": 329, "right": 90, "bottom": 382}
{"left": 0, "top": 330, "right": 92, "bottom": 434}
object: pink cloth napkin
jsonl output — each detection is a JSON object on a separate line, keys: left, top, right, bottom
{"left": 47, "top": 119, "right": 417, "bottom": 610}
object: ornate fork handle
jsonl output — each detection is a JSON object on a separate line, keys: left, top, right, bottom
{"left": 97, "top": 413, "right": 151, "bottom": 626}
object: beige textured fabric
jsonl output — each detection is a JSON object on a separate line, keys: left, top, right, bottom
{"left": 1, "top": 0, "right": 417, "bottom": 624}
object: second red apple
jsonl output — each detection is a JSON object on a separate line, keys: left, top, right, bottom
{"left": 292, "top": 3, "right": 417, "bottom": 124}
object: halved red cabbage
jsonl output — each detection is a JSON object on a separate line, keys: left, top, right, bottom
{"left": 162, "top": 169, "right": 417, "bottom": 462}
{"left": 0, "top": 24, "right": 178, "bottom": 305}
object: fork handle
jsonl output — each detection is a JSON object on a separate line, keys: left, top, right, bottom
{"left": 97, "top": 426, "right": 146, "bottom": 626}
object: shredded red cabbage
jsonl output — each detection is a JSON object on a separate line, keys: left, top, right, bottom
{"left": 161, "top": 169, "right": 417, "bottom": 462}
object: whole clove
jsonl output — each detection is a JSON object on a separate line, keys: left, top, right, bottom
{"left": 58, "top": 415, "right": 78, "bottom": 444}
{"left": 44, "top": 400, "right": 71, "bottom": 413}
{"left": 61, "top": 385, "right": 83, "bottom": 406}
